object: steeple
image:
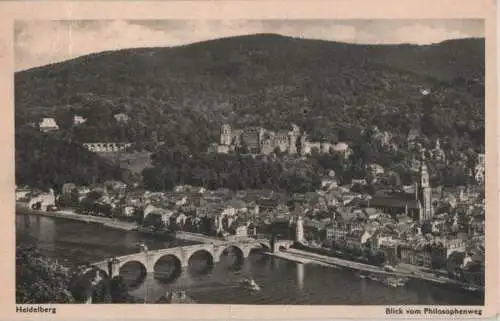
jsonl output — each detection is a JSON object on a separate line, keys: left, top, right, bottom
{"left": 419, "top": 150, "right": 433, "bottom": 222}
{"left": 420, "top": 153, "right": 429, "bottom": 188}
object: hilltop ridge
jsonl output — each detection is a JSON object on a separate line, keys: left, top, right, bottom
{"left": 15, "top": 34, "right": 484, "bottom": 143}
{"left": 14, "top": 34, "right": 485, "bottom": 189}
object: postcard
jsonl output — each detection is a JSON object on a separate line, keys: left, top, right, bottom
{"left": 0, "top": 0, "right": 498, "bottom": 319}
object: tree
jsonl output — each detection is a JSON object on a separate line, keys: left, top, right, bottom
{"left": 141, "top": 167, "right": 166, "bottom": 191}
{"left": 430, "top": 243, "right": 447, "bottom": 270}
{"left": 16, "top": 245, "right": 74, "bottom": 303}
{"left": 110, "top": 276, "right": 134, "bottom": 303}
{"left": 421, "top": 221, "right": 433, "bottom": 235}
{"left": 54, "top": 108, "right": 75, "bottom": 131}
{"left": 91, "top": 278, "right": 111, "bottom": 303}
{"left": 369, "top": 251, "right": 388, "bottom": 266}
{"left": 388, "top": 172, "right": 402, "bottom": 188}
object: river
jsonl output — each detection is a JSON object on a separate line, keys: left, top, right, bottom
{"left": 16, "top": 213, "right": 483, "bottom": 305}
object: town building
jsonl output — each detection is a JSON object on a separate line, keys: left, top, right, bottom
{"left": 475, "top": 153, "right": 485, "bottom": 184}
{"left": 366, "top": 163, "right": 385, "bottom": 178}
{"left": 434, "top": 235, "right": 468, "bottom": 257}
{"left": 39, "top": 118, "right": 59, "bottom": 132}
{"left": 367, "top": 152, "right": 433, "bottom": 222}
{"left": 399, "top": 242, "right": 433, "bottom": 267}
{"left": 326, "top": 208, "right": 367, "bottom": 246}
{"left": 16, "top": 189, "right": 56, "bottom": 211}
{"left": 113, "top": 113, "right": 130, "bottom": 123}
{"left": 73, "top": 115, "right": 87, "bottom": 125}
{"left": 406, "top": 128, "right": 420, "bottom": 148}
{"left": 330, "top": 142, "right": 352, "bottom": 159}
{"left": 15, "top": 187, "right": 32, "bottom": 201}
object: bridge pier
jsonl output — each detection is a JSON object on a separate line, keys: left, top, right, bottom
{"left": 107, "top": 259, "right": 121, "bottom": 278}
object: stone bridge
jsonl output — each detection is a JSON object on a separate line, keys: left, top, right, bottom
{"left": 85, "top": 239, "right": 293, "bottom": 279}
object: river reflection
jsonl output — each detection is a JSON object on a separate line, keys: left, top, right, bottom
{"left": 16, "top": 214, "right": 484, "bottom": 305}
{"left": 297, "top": 263, "right": 304, "bottom": 291}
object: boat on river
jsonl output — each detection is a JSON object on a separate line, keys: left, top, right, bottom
{"left": 239, "top": 278, "right": 261, "bottom": 291}
{"left": 463, "top": 285, "right": 482, "bottom": 293}
{"left": 383, "top": 277, "right": 399, "bottom": 288}
{"left": 396, "top": 278, "right": 408, "bottom": 287}
{"left": 382, "top": 277, "right": 408, "bottom": 288}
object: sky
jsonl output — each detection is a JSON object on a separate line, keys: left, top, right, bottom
{"left": 15, "top": 19, "right": 484, "bottom": 71}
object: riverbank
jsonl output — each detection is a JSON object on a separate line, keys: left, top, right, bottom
{"left": 264, "top": 251, "right": 340, "bottom": 268}
{"left": 267, "top": 248, "right": 400, "bottom": 275}
{"left": 268, "top": 248, "right": 483, "bottom": 294}
{"left": 173, "top": 231, "right": 223, "bottom": 244}
{"left": 16, "top": 206, "right": 138, "bottom": 231}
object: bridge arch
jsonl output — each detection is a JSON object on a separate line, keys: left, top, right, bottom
{"left": 153, "top": 254, "right": 183, "bottom": 283}
{"left": 259, "top": 242, "right": 271, "bottom": 251}
{"left": 118, "top": 259, "right": 148, "bottom": 289}
{"left": 216, "top": 245, "right": 245, "bottom": 266}
{"left": 187, "top": 249, "right": 214, "bottom": 273}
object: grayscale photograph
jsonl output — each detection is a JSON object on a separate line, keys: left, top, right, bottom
{"left": 15, "top": 19, "right": 485, "bottom": 306}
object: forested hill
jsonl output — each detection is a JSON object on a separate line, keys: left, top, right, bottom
{"left": 15, "top": 34, "right": 485, "bottom": 152}
{"left": 15, "top": 127, "right": 129, "bottom": 191}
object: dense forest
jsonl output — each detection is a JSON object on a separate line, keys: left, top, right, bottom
{"left": 15, "top": 127, "right": 128, "bottom": 192}
{"left": 14, "top": 34, "right": 485, "bottom": 191}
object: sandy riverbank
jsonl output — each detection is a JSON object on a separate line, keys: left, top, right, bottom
{"left": 16, "top": 206, "right": 138, "bottom": 231}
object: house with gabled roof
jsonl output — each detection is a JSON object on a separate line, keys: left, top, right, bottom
{"left": 17, "top": 189, "right": 56, "bottom": 211}
{"left": 73, "top": 115, "right": 87, "bottom": 125}
{"left": 39, "top": 117, "right": 59, "bottom": 132}
{"left": 16, "top": 186, "right": 33, "bottom": 201}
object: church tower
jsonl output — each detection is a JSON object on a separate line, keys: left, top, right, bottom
{"left": 220, "top": 124, "right": 232, "bottom": 145}
{"left": 419, "top": 152, "right": 433, "bottom": 222}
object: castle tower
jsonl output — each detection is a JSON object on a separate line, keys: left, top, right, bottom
{"left": 300, "top": 134, "right": 309, "bottom": 156}
{"left": 220, "top": 124, "right": 232, "bottom": 145}
{"left": 261, "top": 138, "right": 274, "bottom": 155}
{"left": 258, "top": 128, "right": 266, "bottom": 147}
{"left": 295, "top": 215, "right": 304, "bottom": 243}
{"left": 419, "top": 151, "right": 433, "bottom": 222}
{"left": 288, "top": 130, "right": 298, "bottom": 155}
